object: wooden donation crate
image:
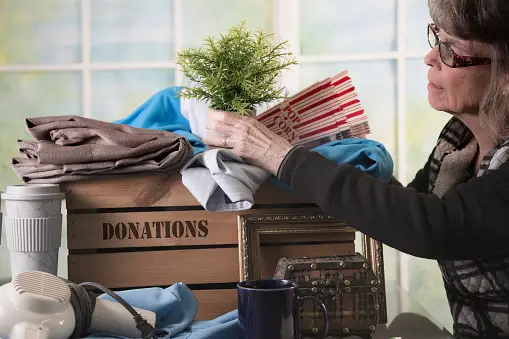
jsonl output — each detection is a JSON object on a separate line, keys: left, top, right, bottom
{"left": 62, "top": 173, "right": 357, "bottom": 320}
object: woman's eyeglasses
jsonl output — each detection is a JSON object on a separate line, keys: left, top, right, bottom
{"left": 427, "top": 23, "right": 491, "bottom": 68}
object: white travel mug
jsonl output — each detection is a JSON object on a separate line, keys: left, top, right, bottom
{"left": 1, "top": 184, "right": 65, "bottom": 277}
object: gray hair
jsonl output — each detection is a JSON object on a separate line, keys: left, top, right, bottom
{"left": 428, "top": 0, "right": 509, "bottom": 144}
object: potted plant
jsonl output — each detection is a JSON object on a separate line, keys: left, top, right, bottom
{"left": 175, "top": 21, "right": 298, "bottom": 117}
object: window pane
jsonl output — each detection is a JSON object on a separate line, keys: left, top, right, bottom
{"left": 405, "top": 252, "right": 453, "bottom": 331}
{"left": 300, "top": 60, "right": 397, "bottom": 156}
{"left": 0, "top": 71, "right": 82, "bottom": 190}
{"left": 0, "top": 234, "right": 9, "bottom": 282}
{"left": 405, "top": 58, "right": 453, "bottom": 331}
{"left": 0, "top": 71, "right": 80, "bottom": 281}
{"left": 300, "top": 0, "right": 397, "bottom": 55}
{"left": 302, "top": 61, "right": 398, "bottom": 290}
{"left": 90, "top": 0, "right": 174, "bottom": 62}
{"left": 91, "top": 69, "right": 174, "bottom": 121}
{"left": 181, "top": 0, "right": 273, "bottom": 49}
{"left": 0, "top": 0, "right": 81, "bottom": 64}
{"left": 405, "top": 58, "right": 450, "bottom": 183}
{"left": 406, "top": 0, "right": 432, "bottom": 55}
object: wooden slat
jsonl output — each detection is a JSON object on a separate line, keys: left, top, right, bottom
{"left": 68, "top": 248, "right": 239, "bottom": 288}
{"left": 67, "top": 207, "right": 321, "bottom": 249}
{"left": 194, "top": 289, "right": 237, "bottom": 320}
{"left": 260, "top": 232, "right": 356, "bottom": 244}
{"left": 260, "top": 243, "right": 356, "bottom": 278}
{"left": 68, "top": 210, "right": 235, "bottom": 249}
{"left": 68, "top": 242, "right": 357, "bottom": 289}
{"left": 62, "top": 173, "right": 310, "bottom": 209}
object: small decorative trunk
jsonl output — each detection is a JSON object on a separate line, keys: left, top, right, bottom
{"left": 273, "top": 254, "right": 379, "bottom": 338}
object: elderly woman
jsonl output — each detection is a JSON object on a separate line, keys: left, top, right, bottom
{"left": 204, "top": 1, "right": 509, "bottom": 337}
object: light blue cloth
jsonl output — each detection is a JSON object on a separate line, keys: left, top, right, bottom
{"left": 181, "top": 148, "right": 272, "bottom": 212}
{"left": 268, "top": 137, "right": 393, "bottom": 190}
{"left": 85, "top": 282, "right": 238, "bottom": 339}
{"left": 113, "top": 87, "right": 206, "bottom": 154}
{"left": 313, "top": 138, "right": 393, "bottom": 180}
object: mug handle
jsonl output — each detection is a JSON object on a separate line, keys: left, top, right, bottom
{"left": 297, "top": 295, "right": 329, "bottom": 339}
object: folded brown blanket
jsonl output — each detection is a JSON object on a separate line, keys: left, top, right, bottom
{"left": 12, "top": 115, "right": 194, "bottom": 183}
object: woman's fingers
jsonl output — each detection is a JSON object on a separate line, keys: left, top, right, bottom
{"left": 202, "top": 129, "right": 238, "bottom": 149}
{"left": 206, "top": 109, "right": 243, "bottom": 126}
{"left": 204, "top": 108, "right": 283, "bottom": 153}
{"left": 207, "top": 119, "right": 236, "bottom": 135}
{"left": 202, "top": 109, "right": 293, "bottom": 175}
{"left": 203, "top": 119, "right": 237, "bottom": 148}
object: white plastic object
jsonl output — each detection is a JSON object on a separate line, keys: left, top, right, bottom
{"left": 89, "top": 296, "right": 157, "bottom": 336}
{"left": 1, "top": 184, "right": 65, "bottom": 202}
{"left": 0, "top": 270, "right": 75, "bottom": 339}
{"left": 0, "top": 271, "right": 157, "bottom": 339}
{"left": 1, "top": 184, "right": 64, "bottom": 277}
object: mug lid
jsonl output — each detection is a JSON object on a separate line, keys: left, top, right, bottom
{"left": 1, "top": 184, "right": 65, "bottom": 201}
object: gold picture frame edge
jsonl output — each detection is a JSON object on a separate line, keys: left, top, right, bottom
{"left": 237, "top": 212, "right": 387, "bottom": 324}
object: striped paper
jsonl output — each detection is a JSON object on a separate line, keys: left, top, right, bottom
{"left": 257, "top": 70, "right": 370, "bottom": 148}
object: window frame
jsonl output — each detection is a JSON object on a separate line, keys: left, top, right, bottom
{"left": 0, "top": 0, "right": 431, "bottom": 301}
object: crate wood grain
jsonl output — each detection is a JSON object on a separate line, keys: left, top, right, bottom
{"left": 61, "top": 173, "right": 357, "bottom": 320}
{"left": 63, "top": 173, "right": 309, "bottom": 210}
{"left": 67, "top": 207, "right": 327, "bottom": 250}
{"left": 68, "top": 247, "right": 240, "bottom": 288}
{"left": 194, "top": 290, "right": 237, "bottom": 320}
{"left": 68, "top": 242, "right": 356, "bottom": 288}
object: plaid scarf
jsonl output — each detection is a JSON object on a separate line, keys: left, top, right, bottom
{"left": 429, "top": 117, "right": 509, "bottom": 338}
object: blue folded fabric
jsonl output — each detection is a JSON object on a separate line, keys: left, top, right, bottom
{"left": 85, "top": 282, "right": 239, "bottom": 339}
{"left": 312, "top": 138, "right": 393, "bottom": 180}
{"left": 267, "top": 137, "right": 393, "bottom": 189}
{"left": 113, "top": 87, "right": 206, "bottom": 154}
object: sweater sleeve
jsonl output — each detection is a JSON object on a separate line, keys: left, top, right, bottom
{"left": 278, "top": 147, "right": 509, "bottom": 260}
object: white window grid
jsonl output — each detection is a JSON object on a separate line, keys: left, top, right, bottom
{"left": 0, "top": 0, "right": 427, "bottom": 307}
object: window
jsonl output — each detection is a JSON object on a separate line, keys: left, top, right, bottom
{"left": 0, "top": 0, "right": 452, "bottom": 329}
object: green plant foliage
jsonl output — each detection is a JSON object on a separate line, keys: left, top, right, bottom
{"left": 176, "top": 21, "right": 298, "bottom": 115}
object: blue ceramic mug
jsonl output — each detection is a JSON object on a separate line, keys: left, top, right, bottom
{"left": 237, "top": 279, "right": 329, "bottom": 339}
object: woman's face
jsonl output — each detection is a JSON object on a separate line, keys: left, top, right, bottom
{"left": 424, "top": 28, "right": 492, "bottom": 115}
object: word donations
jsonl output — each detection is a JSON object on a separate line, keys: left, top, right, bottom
{"left": 102, "top": 220, "right": 209, "bottom": 240}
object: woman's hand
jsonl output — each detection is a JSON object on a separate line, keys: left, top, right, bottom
{"left": 203, "top": 109, "right": 294, "bottom": 176}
